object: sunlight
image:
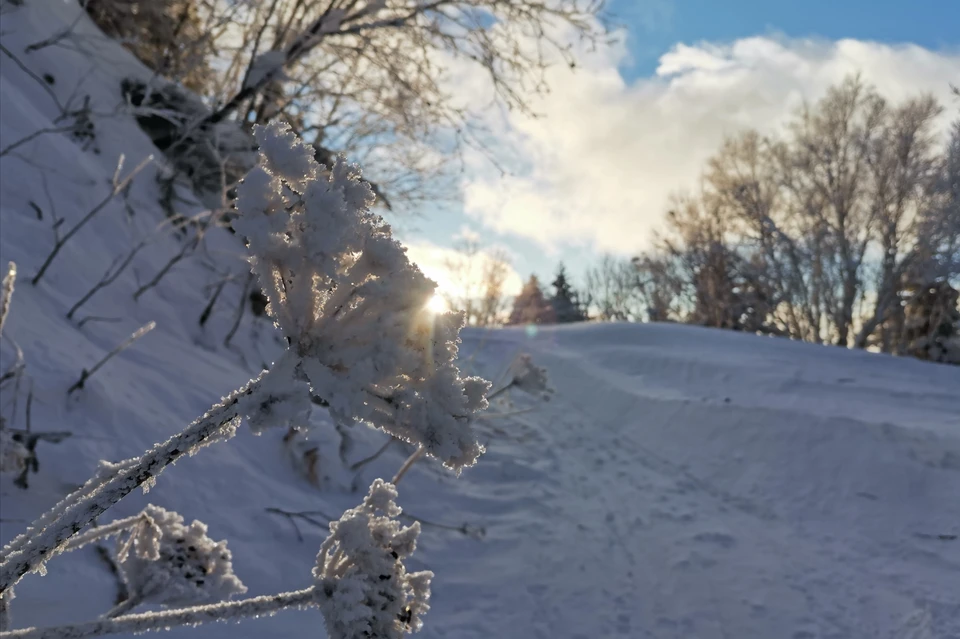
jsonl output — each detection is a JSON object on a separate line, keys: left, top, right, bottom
{"left": 426, "top": 293, "right": 448, "bottom": 314}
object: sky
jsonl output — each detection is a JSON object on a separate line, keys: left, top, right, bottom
{"left": 396, "top": 0, "right": 960, "bottom": 304}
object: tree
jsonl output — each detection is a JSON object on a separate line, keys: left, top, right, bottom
{"left": 628, "top": 75, "right": 959, "bottom": 360}
{"left": 507, "top": 275, "right": 555, "bottom": 325}
{"left": 631, "top": 252, "right": 685, "bottom": 323}
{"left": 853, "top": 94, "right": 945, "bottom": 350}
{"left": 582, "top": 255, "right": 644, "bottom": 322}
{"left": 93, "top": 0, "right": 606, "bottom": 211}
{"left": 778, "top": 76, "right": 890, "bottom": 346}
{"left": 477, "top": 249, "right": 512, "bottom": 326}
{"left": 549, "top": 263, "right": 586, "bottom": 323}
{"left": 441, "top": 239, "right": 511, "bottom": 326}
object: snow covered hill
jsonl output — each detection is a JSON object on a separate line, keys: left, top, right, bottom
{"left": 1, "top": 2, "right": 959, "bottom": 638}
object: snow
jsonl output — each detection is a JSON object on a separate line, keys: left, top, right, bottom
{"left": 1, "top": 2, "right": 959, "bottom": 638}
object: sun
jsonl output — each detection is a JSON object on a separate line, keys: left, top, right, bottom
{"left": 426, "top": 293, "right": 448, "bottom": 314}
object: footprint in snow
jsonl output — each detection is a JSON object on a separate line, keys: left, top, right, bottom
{"left": 691, "top": 531, "right": 737, "bottom": 549}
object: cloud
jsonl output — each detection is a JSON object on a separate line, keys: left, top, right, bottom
{"left": 460, "top": 35, "right": 960, "bottom": 255}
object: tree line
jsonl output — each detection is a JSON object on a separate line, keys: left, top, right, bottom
{"left": 490, "top": 78, "right": 960, "bottom": 364}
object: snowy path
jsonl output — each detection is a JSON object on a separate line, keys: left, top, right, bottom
{"left": 406, "top": 326, "right": 960, "bottom": 639}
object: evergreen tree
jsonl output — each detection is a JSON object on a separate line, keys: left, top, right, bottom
{"left": 507, "top": 275, "right": 556, "bottom": 325}
{"left": 549, "top": 263, "right": 587, "bottom": 323}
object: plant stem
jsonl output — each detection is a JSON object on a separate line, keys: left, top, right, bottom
{"left": 0, "top": 263, "right": 15, "bottom": 340}
{"left": 102, "top": 594, "right": 142, "bottom": 619}
{"left": 0, "top": 375, "right": 261, "bottom": 593}
{"left": 62, "top": 516, "right": 141, "bottom": 553}
{"left": 391, "top": 446, "right": 425, "bottom": 485}
{"left": 0, "top": 588, "right": 316, "bottom": 639}
{"left": 68, "top": 322, "right": 156, "bottom": 394}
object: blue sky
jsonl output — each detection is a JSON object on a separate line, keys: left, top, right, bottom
{"left": 399, "top": 0, "right": 960, "bottom": 302}
{"left": 613, "top": 0, "right": 960, "bottom": 77}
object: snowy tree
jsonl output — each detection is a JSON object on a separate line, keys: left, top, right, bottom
{"left": 549, "top": 263, "right": 586, "bottom": 323}
{"left": 507, "top": 275, "right": 555, "bottom": 326}
{"left": 441, "top": 238, "right": 512, "bottom": 326}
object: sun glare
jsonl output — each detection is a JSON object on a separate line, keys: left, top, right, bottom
{"left": 426, "top": 293, "right": 448, "bottom": 314}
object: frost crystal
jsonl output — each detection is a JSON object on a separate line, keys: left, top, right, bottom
{"left": 314, "top": 479, "right": 432, "bottom": 638}
{"left": 117, "top": 505, "right": 246, "bottom": 607}
{"left": 234, "top": 122, "right": 489, "bottom": 470}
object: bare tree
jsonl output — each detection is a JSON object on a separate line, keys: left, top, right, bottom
{"left": 582, "top": 255, "right": 643, "bottom": 322}
{"left": 442, "top": 239, "right": 511, "bottom": 326}
{"left": 477, "top": 248, "right": 511, "bottom": 326}
{"left": 853, "top": 95, "right": 944, "bottom": 349}
{"left": 631, "top": 252, "right": 685, "bottom": 323}
{"left": 626, "top": 75, "right": 958, "bottom": 359}
{"left": 92, "top": 0, "right": 606, "bottom": 212}
{"left": 776, "top": 76, "right": 890, "bottom": 346}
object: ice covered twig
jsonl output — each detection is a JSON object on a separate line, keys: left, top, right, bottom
{"left": 0, "top": 588, "right": 12, "bottom": 632}
{"left": 0, "top": 262, "right": 15, "bottom": 340}
{"left": 0, "top": 459, "right": 137, "bottom": 566}
{"left": 0, "top": 481, "right": 427, "bottom": 639}
{"left": 0, "top": 122, "right": 472, "bottom": 630}
{"left": 0, "top": 590, "right": 317, "bottom": 639}
{"left": 67, "top": 321, "right": 156, "bottom": 394}
{"left": 0, "top": 377, "right": 258, "bottom": 592}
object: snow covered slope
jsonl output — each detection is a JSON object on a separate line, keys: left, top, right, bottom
{"left": 1, "top": 3, "right": 959, "bottom": 638}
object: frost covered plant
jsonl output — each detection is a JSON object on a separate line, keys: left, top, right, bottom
{"left": 0, "top": 482, "right": 424, "bottom": 639}
{"left": 114, "top": 506, "right": 246, "bottom": 611}
{"left": 53, "top": 505, "right": 246, "bottom": 617}
{"left": 0, "top": 262, "right": 15, "bottom": 340}
{"left": 234, "top": 122, "right": 489, "bottom": 469}
{"left": 314, "top": 480, "right": 431, "bottom": 639}
{"left": 489, "top": 353, "right": 553, "bottom": 401}
{"left": 0, "top": 124, "right": 486, "bottom": 637}
{"left": 112, "top": 506, "right": 246, "bottom": 616}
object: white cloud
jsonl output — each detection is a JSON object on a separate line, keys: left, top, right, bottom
{"left": 460, "top": 35, "right": 960, "bottom": 255}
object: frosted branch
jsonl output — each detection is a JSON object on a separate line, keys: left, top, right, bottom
{"left": 67, "top": 322, "right": 156, "bottom": 394}
{"left": 0, "top": 588, "right": 317, "bottom": 639}
{"left": 32, "top": 154, "right": 153, "bottom": 286}
{"left": 0, "top": 262, "right": 15, "bottom": 340}
{"left": 0, "top": 375, "right": 260, "bottom": 593}
{"left": 61, "top": 516, "right": 142, "bottom": 553}
{"left": 1, "top": 459, "right": 137, "bottom": 565}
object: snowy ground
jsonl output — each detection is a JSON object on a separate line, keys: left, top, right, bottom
{"left": 2, "top": 2, "right": 959, "bottom": 638}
